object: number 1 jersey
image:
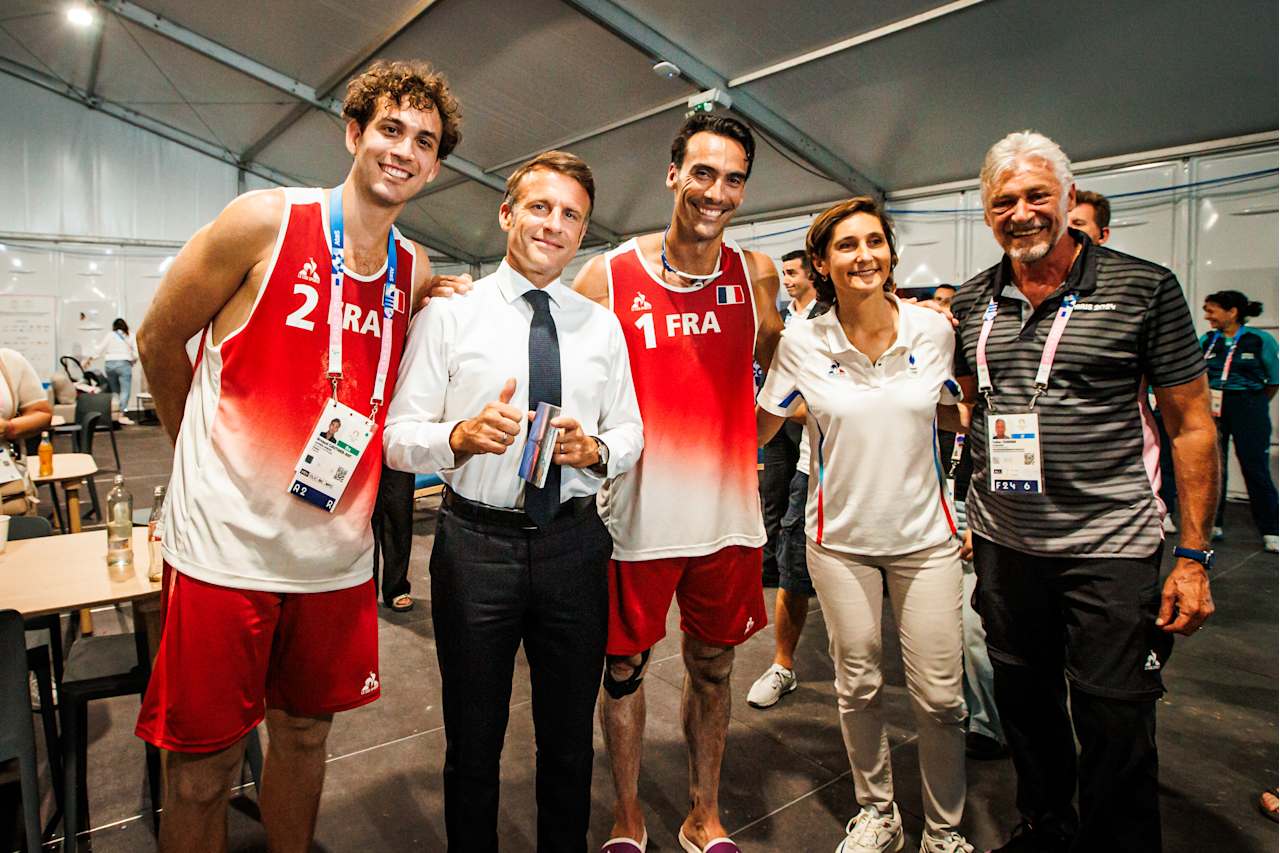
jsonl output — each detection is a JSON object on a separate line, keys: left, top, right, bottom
{"left": 598, "top": 238, "right": 766, "bottom": 560}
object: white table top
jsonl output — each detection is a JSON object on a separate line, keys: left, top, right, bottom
{"left": 0, "top": 527, "right": 158, "bottom": 617}
{"left": 31, "top": 452, "right": 98, "bottom": 484}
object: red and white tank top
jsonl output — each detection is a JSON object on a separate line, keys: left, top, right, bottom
{"left": 162, "top": 188, "right": 413, "bottom": 593}
{"left": 598, "top": 238, "right": 765, "bottom": 560}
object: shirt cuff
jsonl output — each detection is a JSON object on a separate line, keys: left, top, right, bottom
{"left": 384, "top": 418, "right": 461, "bottom": 473}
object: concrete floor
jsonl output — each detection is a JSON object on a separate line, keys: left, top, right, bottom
{"left": 3, "top": 422, "right": 1277, "bottom": 852}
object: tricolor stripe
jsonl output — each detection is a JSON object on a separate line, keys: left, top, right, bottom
{"left": 814, "top": 423, "right": 827, "bottom": 545}
{"left": 931, "top": 420, "right": 959, "bottom": 537}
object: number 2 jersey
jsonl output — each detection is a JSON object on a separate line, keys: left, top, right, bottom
{"left": 162, "top": 188, "right": 413, "bottom": 593}
{"left": 598, "top": 238, "right": 766, "bottom": 560}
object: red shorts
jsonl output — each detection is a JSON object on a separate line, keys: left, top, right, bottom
{"left": 136, "top": 565, "right": 380, "bottom": 754}
{"left": 607, "top": 546, "right": 767, "bottom": 656}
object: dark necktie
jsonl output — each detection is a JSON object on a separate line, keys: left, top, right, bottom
{"left": 523, "top": 289, "right": 561, "bottom": 526}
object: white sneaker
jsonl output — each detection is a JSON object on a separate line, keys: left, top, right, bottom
{"left": 920, "top": 831, "right": 974, "bottom": 853}
{"left": 1212, "top": 526, "right": 1225, "bottom": 541}
{"left": 747, "top": 663, "right": 797, "bottom": 708}
{"left": 118, "top": 415, "right": 135, "bottom": 425}
{"left": 835, "top": 804, "right": 903, "bottom": 853}
{"left": 1264, "top": 535, "right": 1279, "bottom": 553}
{"left": 1161, "top": 516, "right": 1176, "bottom": 534}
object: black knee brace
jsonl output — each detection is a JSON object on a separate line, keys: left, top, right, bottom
{"left": 602, "top": 649, "right": 651, "bottom": 699}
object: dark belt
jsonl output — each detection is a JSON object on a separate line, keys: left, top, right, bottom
{"left": 441, "top": 486, "right": 596, "bottom": 531}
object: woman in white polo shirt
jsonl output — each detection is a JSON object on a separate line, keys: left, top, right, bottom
{"left": 758, "top": 197, "right": 972, "bottom": 853}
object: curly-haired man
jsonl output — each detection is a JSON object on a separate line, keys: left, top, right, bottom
{"left": 134, "top": 60, "right": 469, "bottom": 853}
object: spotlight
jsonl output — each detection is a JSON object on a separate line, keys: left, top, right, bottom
{"left": 66, "top": 4, "right": 95, "bottom": 27}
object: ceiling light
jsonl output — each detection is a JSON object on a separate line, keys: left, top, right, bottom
{"left": 89, "top": 261, "right": 99, "bottom": 272}
{"left": 652, "top": 61, "right": 681, "bottom": 80}
{"left": 10, "top": 258, "right": 22, "bottom": 268}
{"left": 66, "top": 4, "right": 95, "bottom": 27}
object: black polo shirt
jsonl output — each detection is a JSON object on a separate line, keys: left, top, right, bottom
{"left": 952, "top": 231, "right": 1205, "bottom": 557}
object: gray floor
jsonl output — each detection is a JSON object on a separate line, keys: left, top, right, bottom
{"left": 4, "top": 423, "right": 1277, "bottom": 852}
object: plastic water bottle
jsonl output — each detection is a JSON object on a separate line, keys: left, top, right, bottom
{"left": 147, "top": 485, "right": 166, "bottom": 583}
{"left": 106, "top": 475, "right": 134, "bottom": 577}
{"left": 37, "top": 431, "right": 53, "bottom": 477}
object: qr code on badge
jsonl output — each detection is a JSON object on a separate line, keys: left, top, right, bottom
{"left": 334, "top": 466, "right": 349, "bottom": 483}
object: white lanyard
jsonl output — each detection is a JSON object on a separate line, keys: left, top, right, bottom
{"left": 975, "top": 289, "right": 1078, "bottom": 411}
{"left": 1204, "top": 328, "right": 1246, "bottom": 384}
{"left": 327, "top": 184, "right": 400, "bottom": 417}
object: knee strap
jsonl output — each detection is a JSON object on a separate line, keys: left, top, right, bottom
{"left": 602, "top": 649, "right": 651, "bottom": 699}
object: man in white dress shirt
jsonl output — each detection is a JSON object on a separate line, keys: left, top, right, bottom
{"left": 383, "top": 150, "right": 643, "bottom": 853}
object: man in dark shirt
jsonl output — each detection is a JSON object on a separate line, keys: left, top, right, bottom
{"left": 951, "top": 131, "right": 1218, "bottom": 853}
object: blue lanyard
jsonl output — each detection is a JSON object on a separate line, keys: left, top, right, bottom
{"left": 326, "top": 184, "right": 400, "bottom": 413}
{"left": 1204, "top": 327, "right": 1246, "bottom": 381}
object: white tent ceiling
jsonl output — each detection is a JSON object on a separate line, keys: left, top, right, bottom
{"left": 1, "top": 0, "right": 1275, "bottom": 263}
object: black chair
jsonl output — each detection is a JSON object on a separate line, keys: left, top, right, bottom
{"left": 59, "top": 626, "right": 161, "bottom": 851}
{"left": 2, "top": 609, "right": 45, "bottom": 853}
{"left": 53, "top": 392, "right": 120, "bottom": 475}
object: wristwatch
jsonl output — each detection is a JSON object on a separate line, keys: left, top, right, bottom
{"left": 588, "top": 437, "right": 609, "bottom": 477}
{"left": 1173, "top": 546, "right": 1215, "bottom": 572}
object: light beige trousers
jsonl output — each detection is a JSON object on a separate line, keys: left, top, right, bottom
{"left": 806, "top": 537, "right": 968, "bottom": 837}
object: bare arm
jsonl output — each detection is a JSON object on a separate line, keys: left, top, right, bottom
{"left": 748, "top": 250, "right": 783, "bottom": 371}
{"left": 2, "top": 400, "right": 53, "bottom": 442}
{"left": 936, "top": 403, "right": 970, "bottom": 434}
{"left": 572, "top": 253, "right": 610, "bottom": 308}
{"left": 138, "top": 190, "right": 283, "bottom": 443}
{"left": 1267, "top": 384, "right": 1278, "bottom": 402}
{"left": 1152, "top": 375, "right": 1218, "bottom": 635}
{"left": 757, "top": 407, "right": 786, "bottom": 447}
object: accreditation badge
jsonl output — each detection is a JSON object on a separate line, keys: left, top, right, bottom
{"left": 987, "top": 412, "right": 1044, "bottom": 494}
{"left": 1209, "top": 388, "right": 1223, "bottom": 417}
{"left": 289, "top": 398, "right": 376, "bottom": 512}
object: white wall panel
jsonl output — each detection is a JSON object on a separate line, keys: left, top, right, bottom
{"left": 0, "top": 74, "right": 237, "bottom": 243}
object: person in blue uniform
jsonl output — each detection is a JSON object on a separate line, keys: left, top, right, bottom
{"left": 1201, "top": 290, "right": 1279, "bottom": 552}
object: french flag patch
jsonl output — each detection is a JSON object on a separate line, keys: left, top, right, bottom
{"left": 716, "top": 284, "right": 745, "bottom": 305}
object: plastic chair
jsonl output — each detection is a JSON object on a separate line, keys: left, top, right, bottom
{"left": 55, "top": 393, "right": 121, "bottom": 474}
{"left": 1, "top": 609, "right": 45, "bottom": 853}
{"left": 59, "top": 626, "right": 161, "bottom": 851}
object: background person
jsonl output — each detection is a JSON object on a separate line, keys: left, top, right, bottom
{"left": 1200, "top": 290, "right": 1279, "bottom": 551}
{"left": 757, "top": 249, "right": 815, "bottom": 587}
{"left": 0, "top": 347, "right": 54, "bottom": 445}
{"left": 748, "top": 249, "right": 830, "bottom": 710}
{"left": 87, "top": 317, "right": 139, "bottom": 424}
{"left": 758, "top": 197, "right": 974, "bottom": 853}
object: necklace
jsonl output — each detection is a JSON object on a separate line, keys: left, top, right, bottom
{"left": 660, "top": 227, "right": 724, "bottom": 286}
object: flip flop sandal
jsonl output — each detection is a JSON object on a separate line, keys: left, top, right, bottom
{"left": 600, "top": 829, "right": 647, "bottom": 852}
{"left": 678, "top": 828, "right": 740, "bottom": 853}
{"left": 390, "top": 594, "right": 414, "bottom": 612}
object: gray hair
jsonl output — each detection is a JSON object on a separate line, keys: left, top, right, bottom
{"left": 979, "top": 131, "right": 1074, "bottom": 205}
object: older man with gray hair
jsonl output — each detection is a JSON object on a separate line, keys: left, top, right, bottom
{"left": 949, "top": 131, "right": 1218, "bottom": 853}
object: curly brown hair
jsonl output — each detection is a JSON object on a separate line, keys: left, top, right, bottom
{"left": 343, "top": 60, "right": 462, "bottom": 159}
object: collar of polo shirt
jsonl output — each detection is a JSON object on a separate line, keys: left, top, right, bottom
{"left": 496, "top": 258, "right": 567, "bottom": 307}
{"left": 815, "top": 291, "right": 914, "bottom": 363}
{"left": 992, "top": 228, "right": 1099, "bottom": 305}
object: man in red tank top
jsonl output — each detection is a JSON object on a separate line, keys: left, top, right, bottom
{"left": 575, "top": 114, "right": 783, "bottom": 853}
{"left": 135, "top": 62, "right": 469, "bottom": 853}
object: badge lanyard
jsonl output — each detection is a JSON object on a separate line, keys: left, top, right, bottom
{"left": 1204, "top": 328, "right": 1246, "bottom": 383}
{"left": 327, "top": 184, "right": 400, "bottom": 418}
{"left": 975, "top": 290, "right": 1078, "bottom": 411}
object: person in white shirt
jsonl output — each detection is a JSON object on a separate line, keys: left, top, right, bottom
{"left": 757, "top": 197, "right": 974, "bottom": 853}
{"left": 749, "top": 248, "right": 829, "bottom": 710}
{"left": 86, "top": 318, "right": 138, "bottom": 424}
{"left": 383, "top": 150, "right": 642, "bottom": 853}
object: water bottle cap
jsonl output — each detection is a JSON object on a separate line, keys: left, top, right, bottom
{"left": 113, "top": 474, "right": 125, "bottom": 485}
